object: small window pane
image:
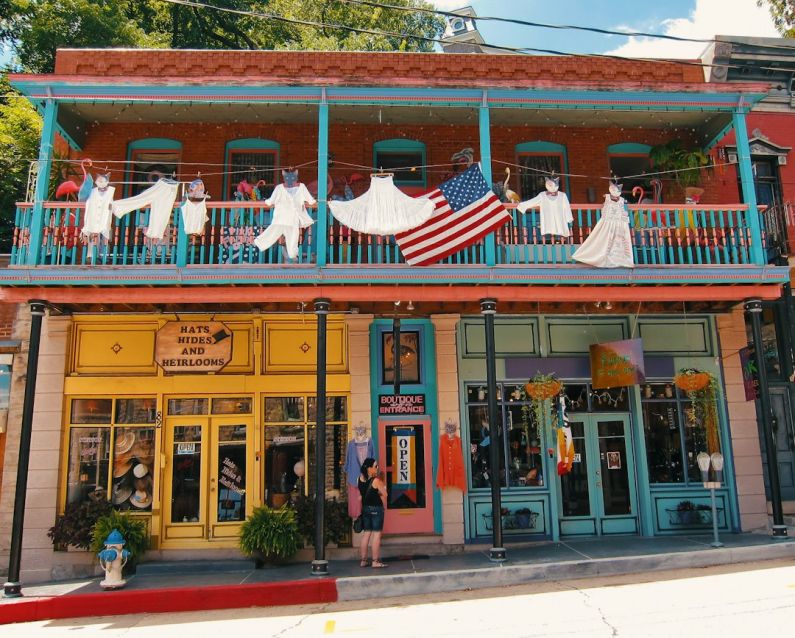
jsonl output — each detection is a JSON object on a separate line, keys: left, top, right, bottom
{"left": 264, "top": 425, "right": 305, "bottom": 506}
{"left": 66, "top": 428, "right": 110, "bottom": 505}
{"left": 113, "top": 427, "right": 155, "bottom": 512}
{"left": 217, "top": 425, "right": 247, "bottom": 522}
{"left": 562, "top": 384, "right": 589, "bottom": 412}
{"left": 468, "top": 404, "right": 505, "bottom": 488}
{"left": 167, "top": 398, "right": 208, "bottom": 416}
{"left": 71, "top": 399, "right": 113, "bottom": 424}
{"left": 212, "top": 397, "right": 252, "bottom": 415}
{"left": 130, "top": 151, "right": 179, "bottom": 196}
{"left": 115, "top": 398, "right": 157, "bottom": 424}
{"left": 505, "top": 403, "right": 543, "bottom": 487}
{"left": 264, "top": 397, "right": 304, "bottom": 422}
{"left": 307, "top": 396, "right": 348, "bottom": 422}
{"left": 228, "top": 151, "right": 276, "bottom": 199}
{"left": 306, "top": 424, "right": 347, "bottom": 496}
{"left": 382, "top": 331, "right": 420, "bottom": 385}
{"left": 171, "top": 425, "right": 202, "bottom": 523}
{"left": 642, "top": 401, "right": 684, "bottom": 483}
{"left": 519, "top": 154, "right": 563, "bottom": 199}
{"left": 374, "top": 151, "right": 424, "bottom": 184}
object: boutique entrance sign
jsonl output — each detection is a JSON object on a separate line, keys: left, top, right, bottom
{"left": 589, "top": 338, "right": 645, "bottom": 389}
{"left": 155, "top": 321, "right": 233, "bottom": 373}
{"left": 378, "top": 394, "right": 425, "bottom": 415}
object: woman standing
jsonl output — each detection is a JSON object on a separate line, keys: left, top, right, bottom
{"left": 358, "top": 457, "right": 388, "bottom": 568}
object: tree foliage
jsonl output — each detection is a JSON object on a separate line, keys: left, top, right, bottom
{"left": 2, "top": 0, "right": 445, "bottom": 73}
{"left": 758, "top": 0, "right": 795, "bottom": 37}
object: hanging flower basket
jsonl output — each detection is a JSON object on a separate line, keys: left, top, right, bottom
{"left": 524, "top": 378, "right": 562, "bottom": 401}
{"left": 673, "top": 370, "right": 711, "bottom": 393}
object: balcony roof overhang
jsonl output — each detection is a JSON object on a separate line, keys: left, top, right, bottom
{"left": 9, "top": 76, "right": 768, "bottom": 150}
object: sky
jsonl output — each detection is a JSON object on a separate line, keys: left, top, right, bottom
{"left": 433, "top": 0, "right": 780, "bottom": 57}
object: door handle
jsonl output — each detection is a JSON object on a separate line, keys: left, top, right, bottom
{"left": 595, "top": 470, "right": 600, "bottom": 476}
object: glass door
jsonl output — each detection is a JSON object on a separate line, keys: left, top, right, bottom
{"left": 378, "top": 417, "right": 434, "bottom": 534}
{"left": 162, "top": 408, "right": 252, "bottom": 546}
{"left": 557, "top": 414, "right": 638, "bottom": 536}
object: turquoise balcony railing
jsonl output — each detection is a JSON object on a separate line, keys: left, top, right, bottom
{"left": 11, "top": 201, "right": 760, "bottom": 268}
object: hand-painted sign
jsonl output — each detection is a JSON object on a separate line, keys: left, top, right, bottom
{"left": 739, "top": 346, "right": 760, "bottom": 401}
{"left": 155, "top": 321, "right": 233, "bottom": 373}
{"left": 391, "top": 428, "right": 417, "bottom": 506}
{"left": 590, "top": 338, "right": 645, "bottom": 389}
{"left": 378, "top": 394, "right": 425, "bottom": 415}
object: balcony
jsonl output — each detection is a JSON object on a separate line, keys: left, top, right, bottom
{"left": 11, "top": 201, "right": 760, "bottom": 270}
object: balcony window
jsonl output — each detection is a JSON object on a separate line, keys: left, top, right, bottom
{"left": 373, "top": 139, "right": 426, "bottom": 187}
{"left": 126, "top": 138, "right": 182, "bottom": 196}
{"left": 224, "top": 138, "right": 280, "bottom": 200}
{"left": 607, "top": 143, "right": 651, "bottom": 201}
{"left": 515, "top": 142, "right": 569, "bottom": 199}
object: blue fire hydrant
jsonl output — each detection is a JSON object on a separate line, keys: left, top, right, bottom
{"left": 97, "top": 529, "right": 131, "bottom": 590}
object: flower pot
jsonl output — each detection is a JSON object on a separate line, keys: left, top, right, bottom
{"left": 674, "top": 372, "right": 710, "bottom": 393}
{"left": 524, "top": 380, "right": 562, "bottom": 401}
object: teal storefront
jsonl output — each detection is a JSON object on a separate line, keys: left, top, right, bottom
{"left": 457, "top": 314, "right": 740, "bottom": 542}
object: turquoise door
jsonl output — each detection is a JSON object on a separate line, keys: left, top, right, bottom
{"left": 557, "top": 414, "right": 639, "bottom": 536}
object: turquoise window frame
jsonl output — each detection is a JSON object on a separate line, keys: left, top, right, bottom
{"left": 125, "top": 138, "right": 182, "bottom": 197}
{"left": 373, "top": 139, "right": 427, "bottom": 187}
{"left": 223, "top": 138, "right": 280, "bottom": 200}
{"left": 515, "top": 141, "right": 570, "bottom": 195}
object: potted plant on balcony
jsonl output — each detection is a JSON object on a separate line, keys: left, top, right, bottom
{"left": 649, "top": 139, "right": 709, "bottom": 199}
{"left": 239, "top": 505, "right": 301, "bottom": 568}
{"left": 673, "top": 368, "right": 721, "bottom": 454}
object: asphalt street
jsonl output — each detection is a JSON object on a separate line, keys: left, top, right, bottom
{"left": 4, "top": 558, "right": 794, "bottom": 637}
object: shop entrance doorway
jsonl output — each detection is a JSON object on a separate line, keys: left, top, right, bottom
{"left": 162, "top": 406, "right": 251, "bottom": 546}
{"left": 557, "top": 413, "right": 639, "bottom": 536}
{"left": 378, "top": 417, "right": 434, "bottom": 534}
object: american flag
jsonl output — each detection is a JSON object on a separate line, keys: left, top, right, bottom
{"left": 395, "top": 164, "right": 511, "bottom": 266}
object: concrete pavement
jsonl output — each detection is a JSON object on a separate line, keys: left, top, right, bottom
{"left": 1, "top": 533, "right": 793, "bottom": 624}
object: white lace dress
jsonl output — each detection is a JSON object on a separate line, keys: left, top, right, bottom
{"left": 573, "top": 195, "right": 634, "bottom": 268}
{"left": 328, "top": 175, "right": 434, "bottom": 235}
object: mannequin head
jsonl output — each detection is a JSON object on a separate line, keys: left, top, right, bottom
{"left": 353, "top": 422, "right": 369, "bottom": 441}
{"left": 608, "top": 181, "right": 623, "bottom": 199}
{"left": 282, "top": 168, "right": 299, "bottom": 187}
{"left": 95, "top": 174, "right": 111, "bottom": 192}
{"left": 544, "top": 176, "right": 560, "bottom": 194}
{"left": 187, "top": 178, "right": 206, "bottom": 201}
{"left": 444, "top": 419, "right": 458, "bottom": 436}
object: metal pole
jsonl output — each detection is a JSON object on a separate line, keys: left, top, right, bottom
{"left": 481, "top": 298, "right": 506, "bottom": 562}
{"left": 745, "top": 299, "right": 787, "bottom": 537}
{"left": 392, "top": 317, "right": 401, "bottom": 395}
{"left": 709, "top": 487, "right": 723, "bottom": 548}
{"left": 4, "top": 301, "right": 47, "bottom": 597}
{"left": 311, "top": 298, "right": 331, "bottom": 575}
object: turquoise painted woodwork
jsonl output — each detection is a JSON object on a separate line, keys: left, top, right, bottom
{"left": 515, "top": 141, "right": 571, "bottom": 193}
{"left": 732, "top": 109, "right": 764, "bottom": 265}
{"left": 27, "top": 98, "right": 58, "bottom": 266}
{"left": 222, "top": 138, "right": 280, "bottom": 199}
{"left": 479, "top": 102, "right": 496, "bottom": 267}
{"left": 650, "top": 491, "right": 730, "bottom": 533}
{"left": 468, "top": 496, "right": 550, "bottom": 539}
{"left": 369, "top": 319, "right": 442, "bottom": 534}
{"left": 607, "top": 142, "right": 652, "bottom": 155}
{"left": 372, "top": 139, "right": 427, "bottom": 187}
{"left": 316, "top": 102, "right": 329, "bottom": 267}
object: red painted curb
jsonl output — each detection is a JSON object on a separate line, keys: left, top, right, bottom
{"left": 0, "top": 578, "right": 338, "bottom": 625}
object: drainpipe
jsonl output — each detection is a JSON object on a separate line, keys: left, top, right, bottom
{"left": 745, "top": 299, "right": 787, "bottom": 537}
{"left": 3, "top": 301, "right": 47, "bottom": 597}
{"left": 311, "top": 298, "right": 331, "bottom": 575}
{"left": 481, "top": 298, "right": 506, "bottom": 561}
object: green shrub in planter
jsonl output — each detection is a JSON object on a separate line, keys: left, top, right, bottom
{"left": 239, "top": 505, "right": 301, "bottom": 565}
{"left": 48, "top": 497, "right": 113, "bottom": 550}
{"left": 90, "top": 511, "right": 148, "bottom": 572}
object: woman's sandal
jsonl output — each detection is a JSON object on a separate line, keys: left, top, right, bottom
{"left": 371, "top": 560, "right": 388, "bottom": 568}
{"left": 359, "top": 559, "right": 370, "bottom": 567}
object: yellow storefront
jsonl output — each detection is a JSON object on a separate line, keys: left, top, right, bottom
{"left": 59, "top": 313, "right": 350, "bottom": 550}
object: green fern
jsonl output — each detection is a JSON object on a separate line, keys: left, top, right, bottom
{"left": 239, "top": 505, "right": 301, "bottom": 559}
{"left": 90, "top": 511, "right": 148, "bottom": 561}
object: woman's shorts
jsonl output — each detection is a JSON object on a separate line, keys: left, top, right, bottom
{"left": 361, "top": 505, "right": 385, "bottom": 531}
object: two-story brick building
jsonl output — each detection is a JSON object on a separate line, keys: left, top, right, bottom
{"left": 0, "top": 47, "right": 789, "bottom": 584}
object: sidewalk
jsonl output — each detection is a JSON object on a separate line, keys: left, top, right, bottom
{"left": 2, "top": 533, "right": 793, "bottom": 625}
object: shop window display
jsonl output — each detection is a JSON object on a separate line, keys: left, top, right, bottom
{"left": 263, "top": 395, "right": 348, "bottom": 508}
{"left": 66, "top": 398, "right": 156, "bottom": 513}
{"left": 641, "top": 382, "right": 717, "bottom": 484}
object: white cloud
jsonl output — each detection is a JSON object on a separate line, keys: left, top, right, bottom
{"left": 431, "top": 0, "right": 474, "bottom": 10}
{"left": 605, "top": 0, "right": 780, "bottom": 58}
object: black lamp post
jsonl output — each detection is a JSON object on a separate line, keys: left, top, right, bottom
{"left": 312, "top": 298, "right": 331, "bottom": 575}
{"left": 481, "top": 298, "right": 506, "bottom": 562}
{"left": 4, "top": 301, "right": 47, "bottom": 598}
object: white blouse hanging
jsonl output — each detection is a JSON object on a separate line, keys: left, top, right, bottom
{"left": 328, "top": 175, "right": 434, "bottom": 235}
{"left": 516, "top": 191, "right": 573, "bottom": 237}
{"left": 573, "top": 194, "right": 634, "bottom": 268}
{"left": 81, "top": 183, "right": 116, "bottom": 239}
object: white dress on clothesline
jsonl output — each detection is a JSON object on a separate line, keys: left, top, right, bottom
{"left": 253, "top": 183, "right": 316, "bottom": 259}
{"left": 516, "top": 191, "right": 573, "bottom": 237}
{"left": 328, "top": 175, "right": 434, "bottom": 235}
{"left": 81, "top": 186, "right": 116, "bottom": 239}
{"left": 573, "top": 195, "right": 634, "bottom": 268}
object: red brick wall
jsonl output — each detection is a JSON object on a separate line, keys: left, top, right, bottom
{"left": 52, "top": 49, "right": 704, "bottom": 88}
{"left": 0, "top": 304, "right": 17, "bottom": 339}
{"left": 80, "top": 121, "right": 704, "bottom": 203}
{"left": 710, "top": 111, "right": 795, "bottom": 204}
